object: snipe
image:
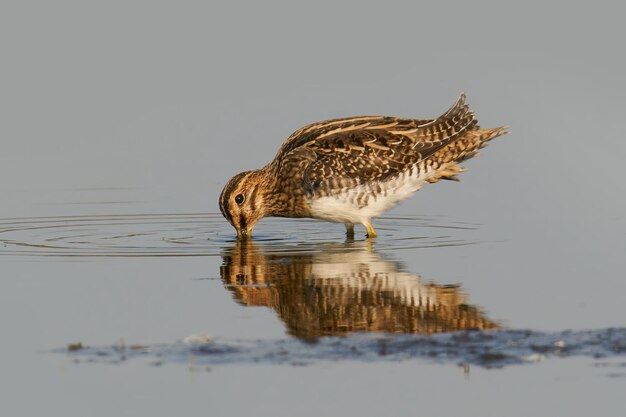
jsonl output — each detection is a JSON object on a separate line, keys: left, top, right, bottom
{"left": 219, "top": 94, "right": 508, "bottom": 239}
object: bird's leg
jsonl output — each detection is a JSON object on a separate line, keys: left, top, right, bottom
{"left": 345, "top": 223, "right": 355, "bottom": 240}
{"left": 364, "top": 222, "right": 378, "bottom": 238}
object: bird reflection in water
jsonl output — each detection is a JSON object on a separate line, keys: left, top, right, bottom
{"left": 220, "top": 241, "right": 499, "bottom": 341}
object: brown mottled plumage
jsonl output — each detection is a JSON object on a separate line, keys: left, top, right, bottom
{"left": 219, "top": 94, "right": 508, "bottom": 239}
{"left": 221, "top": 241, "right": 499, "bottom": 340}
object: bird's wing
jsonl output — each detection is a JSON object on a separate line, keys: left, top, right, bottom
{"left": 271, "top": 94, "right": 477, "bottom": 193}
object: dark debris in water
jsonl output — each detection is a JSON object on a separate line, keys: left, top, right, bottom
{"left": 59, "top": 328, "right": 626, "bottom": 369}
{"left": 66, "top": 342, "right": 83, "bottom": 351}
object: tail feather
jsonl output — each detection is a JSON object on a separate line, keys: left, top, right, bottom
{"left": 449, "top": 125, "right": 509, "bottom": 163}
{"left": 477, "top": 126, "right": 510, "bottom": 146}
{"left": 425, "top": 122, "right": 509, "bottom": 184}
{"left": 415, "top": 93, "right": 478, "bottom": 143}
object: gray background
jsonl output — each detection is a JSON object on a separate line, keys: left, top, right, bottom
{"left": 1, "top": 1, "right": 625, "bottom": 416}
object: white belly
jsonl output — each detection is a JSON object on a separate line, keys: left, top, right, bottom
{"left": 308, "top": 168, "right": 430, "bottom": 224}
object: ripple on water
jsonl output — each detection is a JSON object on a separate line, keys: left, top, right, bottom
{"left": 0, "top": 213, "right": 480, "bottom": 257}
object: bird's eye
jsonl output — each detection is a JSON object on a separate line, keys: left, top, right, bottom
{"left": 235, "top": 194, "right": 245, "bottom": 205}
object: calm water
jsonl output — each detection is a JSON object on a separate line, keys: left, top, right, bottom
{"left": 2, "top": 2, "right": 626, "bottom": 416}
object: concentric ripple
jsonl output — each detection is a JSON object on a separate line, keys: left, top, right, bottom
{"left": 0, "top": 213, "right": 479, "bottom": 257}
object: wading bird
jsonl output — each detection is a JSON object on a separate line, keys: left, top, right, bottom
{"left": 219, "top": 94, "right": 507, "bottom": 239}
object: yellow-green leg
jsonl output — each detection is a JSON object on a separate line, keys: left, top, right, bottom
{"left": 345, "top": 224, "right": 355, "bottom": 240}
{"left": 364, "top": 222, "right": 378, "bottom": 238}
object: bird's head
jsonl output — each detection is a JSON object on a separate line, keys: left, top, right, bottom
{"left": 219, "top": 170, "right": 267, "bottom": 239}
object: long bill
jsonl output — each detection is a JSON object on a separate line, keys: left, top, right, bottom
{"left": 236, "top": 226, "right": 251, "bottom": 240}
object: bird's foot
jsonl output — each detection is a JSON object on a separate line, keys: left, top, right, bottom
{"left": 364, "top": 223, "right": 378, "bottom": 238}
{"left": 345, "top": 224, "right": 355, "bottom": 241}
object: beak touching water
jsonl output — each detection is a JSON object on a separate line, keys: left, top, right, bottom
{"left": 218, "top": 169, "right": 265, "bottom": 241}
{"left": 236, "top": 226, "right": 249, "bottom": 240}
{"left": 234, "top": 215, "right": 255, "bottom": 240}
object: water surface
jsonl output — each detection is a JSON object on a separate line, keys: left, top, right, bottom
{"left": 2, "top": 212, "right": 625, "bottom": 371}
